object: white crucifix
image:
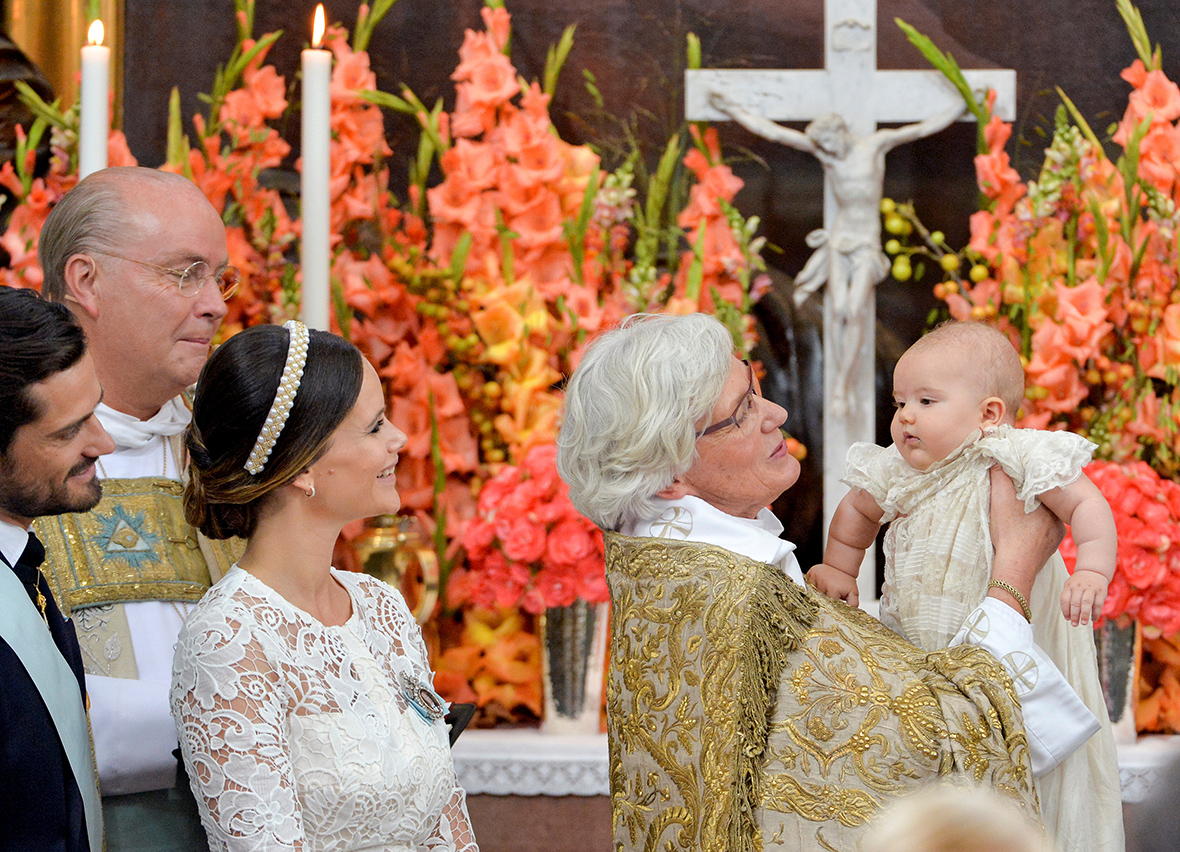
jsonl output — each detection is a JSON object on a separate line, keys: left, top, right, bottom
{"left": 686, "top": 0, "right": 1015, "bottom": 606}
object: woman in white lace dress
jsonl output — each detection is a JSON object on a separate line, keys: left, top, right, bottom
{"left": 170, "top": 321, "right": 478, "bottom": 852}
{"left": 807, "top": 321, "right": 1123, "bottom": 852}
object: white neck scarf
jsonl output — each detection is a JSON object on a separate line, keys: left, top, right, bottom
{"left": 97, "top": 397, "right": 190, "bottom": 450}
{"left": 621, "top": 495, "right": 806, "bottom": 587}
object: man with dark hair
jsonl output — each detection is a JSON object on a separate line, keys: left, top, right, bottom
{"left": 35, "top": 166, "right": 241, "bottom": 850}
{"left": 0, "top": 285, "right": 112, "bottom": 852}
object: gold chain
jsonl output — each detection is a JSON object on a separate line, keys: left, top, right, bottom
{"left": 987, "top": 579, "right": 1033, "bottom": 622}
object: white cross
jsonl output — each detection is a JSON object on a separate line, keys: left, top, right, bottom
{"left": 686, "top": 0, "right": 1015, "bottom": 606}
{"left": 653, "top": 507, "right": 694, "bottom": 540}
{"left": 1001, "top": 651, "right": 1040, "bottom": 695}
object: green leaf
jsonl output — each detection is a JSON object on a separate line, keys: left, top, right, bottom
{"left": 234, "top": 0, "right": 255, "bottom": 42}
{"left": 13, "top": 116, "right": 49, "bottom": 194}
{"left": 331, "top": 275, "right": 351, "bottom": 338}
{"left": 543, "top": 25, "right": 576, "bottom": 99}
{"left": 449, "top": 231, "right": 473, "bottom": 284}
{"left": 583, "top": 69, "right": 603, "bottom": 110}
{"left": 166, "top": 88, "right": 193, "bottom": 177}
{"left": 227, "top": 30, "right": 282, "bottom": 87}
{"left": 686, "top": 33, "right": 702, "bottom": 71}
{"left": 358, "top": 89, "right": 416, "bottom": 114}
{"left": 14, "top": 81, "right": 68, "bottom": 129}
{"left": 647, "top": 133, "right": 681, "bottom": 230}
{"left": 1090, "top": 199, "right": 1113, "bottom": 282}
{"left": 565, "top": 163, "right": 599, "bottom": 286}
{"left": 1055, "top": 87, "right": 1105, "bottom": 156}
{"left": 1116, "top": 0, "right": 1159, "bottom": 71}
{"left": 412, "top": 122, "right": 435, "bottom": 218}
{"left": 685, "top": 225, "right": 706, "bottom": 301}
{"left": 426, "top": 393, "right": 454, "bottom": 591}
{"left": 895, "top": 18, "right": 989, "bottom": 153}
{"left": 494, "top": 208, "right": 516, "bottom": 285}
{"left": 354, "top": 0, "right": 399, "bottom": 53}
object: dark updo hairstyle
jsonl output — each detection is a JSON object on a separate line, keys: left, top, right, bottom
{"left": 184, "top": 323, "right": 364, "bottom": 539}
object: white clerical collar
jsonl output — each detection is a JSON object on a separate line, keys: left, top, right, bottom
{"left": 621, "top": 495, "right": 805, "bottom": 586}
{"left": 97, "top": 396, "right": 191, "bottom": 451}
{"left": 0, "top": 517, "right": 31, "bottom": 569}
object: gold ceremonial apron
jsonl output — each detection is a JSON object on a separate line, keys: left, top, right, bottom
{"left": 34, "top": 476, "right": 244, "bottom": 679}
{"left": 34, "top": 476, "right": 243, "bottom": 612}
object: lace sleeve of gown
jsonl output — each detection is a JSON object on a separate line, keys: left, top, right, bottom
{"left": 428, "top": 785, "right": 479, "bottom": 852}
{"left": 365, "top": 576, "right": 479, "bottom": 852}
{"left": 171, "top": 600, "right": 305, "bottom": 851}
{"left": 978, "top": 427, "right": 1097, "bottom": 513}
{"left": 842, "top": 442, "right": 907, "bottom": 522}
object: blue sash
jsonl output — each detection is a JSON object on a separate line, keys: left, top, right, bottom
{"left": 0, "top": 562, "right": 103, "bottom": 852}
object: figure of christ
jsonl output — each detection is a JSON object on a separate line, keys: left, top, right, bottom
{"left": 710, "top": 93, "right": 964, "bottom": 412}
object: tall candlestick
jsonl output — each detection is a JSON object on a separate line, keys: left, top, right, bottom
{"left": 79, "top": 19, "right": 110, "bottom": 179}
{"left": 300, "top": 4, "right": 332, "bottom": 331}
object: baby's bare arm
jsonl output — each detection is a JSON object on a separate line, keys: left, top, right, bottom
{"left": 809, "top": 488, "right": 884, "bottom": 606}
{"left": 1039, "top": 476, "right": 1117, "bottom": 583}
{"left": 1040, "top": 476, "right": 1117, "bottom": 625}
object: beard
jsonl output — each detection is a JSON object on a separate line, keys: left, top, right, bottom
{"left": 0, "top": 456, "right": 104, "bottom": 521}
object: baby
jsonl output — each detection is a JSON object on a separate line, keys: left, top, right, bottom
{"left": 810, "top": 321, "right": 1115, "bottom": 632}
{"left": 808, "top": 320, "right": 1123, "bottom": 852}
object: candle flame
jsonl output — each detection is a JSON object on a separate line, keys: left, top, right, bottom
{"left": 88, "top": 19, "right": 105, "bottom": 46}
{"left": 312, "top": 5, "right": 326, "bottom": 48}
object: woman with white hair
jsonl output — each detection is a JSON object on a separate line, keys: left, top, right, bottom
{"left": 557, "top": 313, "right": 1065, "bottom": 852}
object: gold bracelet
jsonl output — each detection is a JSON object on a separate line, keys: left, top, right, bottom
{"left": 987, "top": 579, "right": 1032, "bottom": 622}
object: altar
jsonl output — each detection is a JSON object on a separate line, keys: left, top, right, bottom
{"left": 450, "top": 729, "right": 1180, "bottom": 850}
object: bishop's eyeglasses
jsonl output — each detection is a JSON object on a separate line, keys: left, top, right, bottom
{"left": 695, "top": 359, "right": 758, "bottom": 439}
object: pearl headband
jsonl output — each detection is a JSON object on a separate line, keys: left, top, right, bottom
{"left": 244, "top": 320, "right": 309, "bottom": 475}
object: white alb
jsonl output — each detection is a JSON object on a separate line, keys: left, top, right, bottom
{"left": 171, "top": 565, "right": 478, "bottom": 852}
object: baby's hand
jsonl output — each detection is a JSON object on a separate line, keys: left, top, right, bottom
{"left": 1060, "top": 568, "right": 1109, "bottom": 626}
{"left": 806, "top": 564, "right": 860, "bottom": 608}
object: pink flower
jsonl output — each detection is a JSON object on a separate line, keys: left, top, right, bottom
{"left": 501, "top": 517, "right": 548, "bottom": 563}
{"left": 546, "top": 519, "right": 595, "bottom": 567}
{"left": 528, "top": 564, "right": 580, "bottom": 611}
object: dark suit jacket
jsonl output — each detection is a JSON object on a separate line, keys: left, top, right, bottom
{"left": 0, "top": 556, "right": 91, "bottom": 852}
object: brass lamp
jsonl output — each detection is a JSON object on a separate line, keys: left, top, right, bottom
{"left": 353, "top": 514, "right": 439, "bottom": 625}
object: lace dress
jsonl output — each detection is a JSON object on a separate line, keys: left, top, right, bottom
{"left": 843, "top": 425, "right": 1123, "bottom": 852}
{"left": 171, "top": 565, "right": 478, "bottom": 852}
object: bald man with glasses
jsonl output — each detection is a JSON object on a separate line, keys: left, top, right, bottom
{"left": 35, "top": 167, "right": 245, "bottom": 851}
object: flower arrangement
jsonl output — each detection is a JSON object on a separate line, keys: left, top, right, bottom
{"left": 892, "top": 0, "right": 1180, "bottom": 731}
{"left": 1058, "top": 461, "right": 1180, "bottom": 637}
{"left": 450, "top": 444, "right": 608, "bottom": 613}
{"left": 0, "top": 0, "right": 778, "bottom": 725}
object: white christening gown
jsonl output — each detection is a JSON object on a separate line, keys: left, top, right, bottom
{"left": 171, "top": 565, "right": 478, "bottom": 852}
{"left": 843, "top": 425, "right": 1123, "bottom": 852}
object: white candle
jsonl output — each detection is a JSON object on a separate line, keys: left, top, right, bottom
{"left": 300, "top": 4, "right": 332, "bottom": 331}
{"left": 79, "top": 19, "right": 110, "bottom": 179}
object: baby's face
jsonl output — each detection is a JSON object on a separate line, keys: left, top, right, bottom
{"left": 890, "top": 346, "right": 989, "bottom": 471}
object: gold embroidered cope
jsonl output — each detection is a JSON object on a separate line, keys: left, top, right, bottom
{"left": 604, "top": 534, "right": 1040, "bottom": 852}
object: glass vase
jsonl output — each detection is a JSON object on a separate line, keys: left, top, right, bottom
{"left": 1097, "top": 617, "right": 1140, "bottom": 744}
{"left": 539, "top": 599, "right": 609, "bottom": 735}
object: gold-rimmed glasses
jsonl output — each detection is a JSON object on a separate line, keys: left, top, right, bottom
{"left": 93, "top": 250, "right": 240, "bottom": 300}
{"left": 696, "top": 359, "right": 757, "bottom": 438}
